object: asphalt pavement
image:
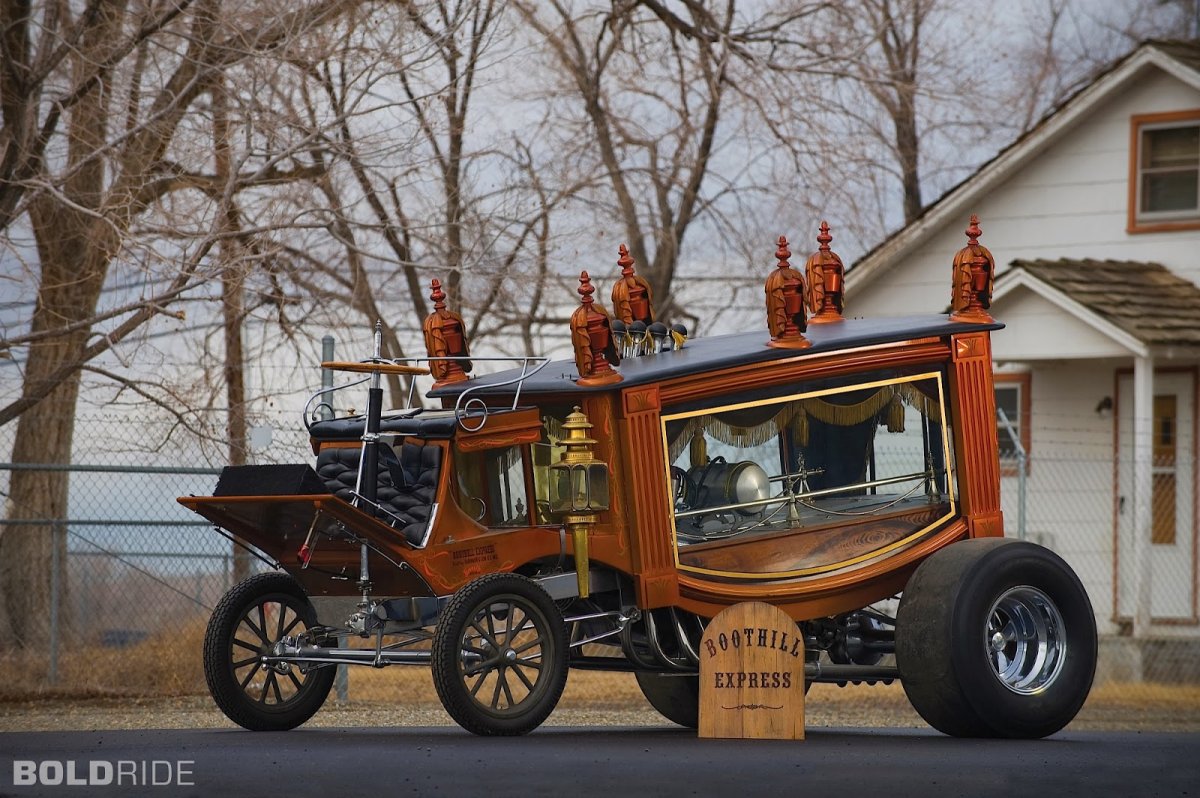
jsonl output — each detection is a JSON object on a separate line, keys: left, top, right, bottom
{"left": 1, "top": 725, "right": 1196, "bottom": 798}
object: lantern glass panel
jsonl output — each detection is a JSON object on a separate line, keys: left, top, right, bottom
{"left": 586, "top": 463, "right": 610, "bottom": 511}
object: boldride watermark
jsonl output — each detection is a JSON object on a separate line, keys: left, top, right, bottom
{"left": 12, "top": 759, "right": 195, "bottom": 787}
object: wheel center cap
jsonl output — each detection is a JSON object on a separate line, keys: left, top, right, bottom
{"left": 990, "top": 631, "right": 1006, "bottom": 652}
{"left": 504, "top": 649, "right": 517, "bottom": 662}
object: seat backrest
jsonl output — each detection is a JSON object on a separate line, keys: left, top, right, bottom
{"left": 314, "top": 442, "right": 441, "bottom": 547}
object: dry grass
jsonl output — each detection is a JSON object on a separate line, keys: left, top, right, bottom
{"left": 3, "top": 626, "right": 1199, "bottom": 733}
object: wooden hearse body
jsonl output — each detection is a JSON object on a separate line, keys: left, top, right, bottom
{"left": 181, "top": 222, "right": 1096, "bottom": 738}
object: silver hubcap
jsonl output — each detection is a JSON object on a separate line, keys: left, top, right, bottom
{"left": 985, "top": 586, "right": 1066, "bottom": 694}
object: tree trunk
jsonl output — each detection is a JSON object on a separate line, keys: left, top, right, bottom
{"left": 214, "top": 80, "right": 253, "bottom": 584}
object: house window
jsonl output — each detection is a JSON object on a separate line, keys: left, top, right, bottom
{"left": 1129, "top": 110, "right": 1200, "bottom": 232}
{"left": 994, "top": 373, "right": 1031, "bottom": 470}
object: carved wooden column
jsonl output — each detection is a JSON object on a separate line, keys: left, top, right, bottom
{"left": 950, "top": 331, "right": 1004, "bottom": 538}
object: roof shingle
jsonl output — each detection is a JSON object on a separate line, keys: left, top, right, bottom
{"left": 1007, "top": 258, "right": 1200, "bottom": 347}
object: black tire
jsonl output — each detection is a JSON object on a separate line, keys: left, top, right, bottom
{"left": 432, "top": 573, "right": 568, "bottom": 736}
{"left": 203, "top": 572, "right": 335, "bottom": 731}
{"left": 636, "top": 672, "right": 699, "bottom": 728}
{"left": 896, "top": 538, "right": 1097, "bottom": 739}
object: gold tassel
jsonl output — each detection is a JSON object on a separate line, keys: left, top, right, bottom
{"left": 792, "top": 406, "right": 809, "bottom": 446}
{"left": 887, "top": 395, "right": 905, "bottom": 433}
{"left": 690, "top": 433, "right": 707, "bottom": 466}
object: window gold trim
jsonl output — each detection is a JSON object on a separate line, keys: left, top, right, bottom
{"left": 660, "top": 371, "right": 957, "bottom": 580}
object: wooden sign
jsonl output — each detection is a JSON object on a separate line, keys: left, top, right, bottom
{"left": 699, "top": 601, "right": 805, "bottom": 740}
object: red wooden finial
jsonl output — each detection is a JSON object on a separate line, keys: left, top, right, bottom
{"left": 422, "top": 275, "right": 471, "bottom": 387}
{"left": 578, "top": 270, "right": 595, "bottom": 305}
{"left": 429, "top": 278, "right": 446, "bottom": 311}
{"left": 950, "top": 213, "right": 995, "bottom": 323}
{"left": 805, "top": 220, "right": 845, "bottom": 324}
{"left": 617, "top": 244, "right": 635, "bottom": 278}
{"left": 765, "top": 234, "right": 810, "bottom": 349}
{"left": 966, "top": 214, "right": 981, "bottom": 247}
{"left": 817, "top": 220, "right": 832, "bottom": 252}
{"left": 570, "top": 270, "right": 621, "bottom": 386}
{"left": 775, "top": 235, "right": 791, "bottom": 268}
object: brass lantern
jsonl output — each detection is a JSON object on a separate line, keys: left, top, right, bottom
{"left": 549, "top": 406, "right": 610, "bottom": 597}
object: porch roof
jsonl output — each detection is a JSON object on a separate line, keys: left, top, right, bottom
{"left": 996, "top": 259, "right": 1200, "bottom": 351}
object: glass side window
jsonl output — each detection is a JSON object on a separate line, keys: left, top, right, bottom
{"left": 662, "top": 371, "right": 956, "bottom": 550}
{"left": 1139, "top": 123, "right": 1200, "bottom": 218}
{"left": 455, "top": 445, "right": 530, "bottom": 527}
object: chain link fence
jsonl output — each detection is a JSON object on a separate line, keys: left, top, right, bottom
{"left": 0, "top": 413, "right": 1196, "bottom": 713}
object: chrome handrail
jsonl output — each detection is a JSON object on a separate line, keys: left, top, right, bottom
{"left": 303, "top": 355, "right": 550, "bottom": 433}
{"left": 675, "top": 467, "right": 942, "bottom": 520}
{"left": 303, "top": 376, "right": 369, "bottom": 431}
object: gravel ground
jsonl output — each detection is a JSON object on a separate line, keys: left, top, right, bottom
{"left": 3, "top": 683, "right": 1198, "bottom": 734}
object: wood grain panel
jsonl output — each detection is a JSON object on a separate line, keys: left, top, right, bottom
{"left": 678, "top": 505, "right": 948, "bottom": 579}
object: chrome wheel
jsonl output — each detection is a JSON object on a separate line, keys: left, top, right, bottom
{"left": 985, "top": 585, "right": 1066, "bottom": 695}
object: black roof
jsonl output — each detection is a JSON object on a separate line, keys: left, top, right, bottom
{"left": 429, "top": 314, "right": 1003, "bottom": 399}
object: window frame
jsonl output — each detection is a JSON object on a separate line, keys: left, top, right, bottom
{"left": 1128, "top": 109, "right": 1200, "bottom": 234}
{"left": 660, "top": 369, "right": 959, "bottom": 580}
{"left": 994, "top": 372, "right": 1031, "bottom": 477}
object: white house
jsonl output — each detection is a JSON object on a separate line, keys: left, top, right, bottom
{"left": 845, "top": 40, "right": 1200, "bottom": 681}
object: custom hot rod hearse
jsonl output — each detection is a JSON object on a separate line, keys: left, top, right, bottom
{"left": 180, "top": 218, "right": 1096, "bottom": 738}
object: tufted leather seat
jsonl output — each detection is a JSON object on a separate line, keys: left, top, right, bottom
{"left": 314, "top": 441, "right": 442, "bottom": 547}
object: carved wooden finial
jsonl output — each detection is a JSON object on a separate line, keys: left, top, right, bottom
{"left": 611, "top": 244, "right": 654, "bottom": 327}
{"left": 805, "top": 220, "right": 845, "bottom": 324}
{"left": 430, "top": 278, "right": 447, "bottom": 311}
{"left": 776, "top": 235, "right": 791, "bottom": 266}
{"left": 578, "top": 270, "right": 596, "bottom": 304}
{"left": 422, "top": 277, "right": 472, "bottom": 387}
{"left": 618, "top": 244, "right": 635, "bottom": 278}
{"left": 764, "top": 235, "right": 811, "bottom": 349}
{"left": 950, "top": 214, "right": 995, "bottom": 323}
{"left": 966, "top": 214, "right": 982, "bottom": 247}
{"left": 571, "top": 270, "right": 623, "bottom": 386}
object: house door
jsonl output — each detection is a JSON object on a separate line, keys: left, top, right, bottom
{"left": 1116, "top": 371, "right": 1195, "bottom": 621}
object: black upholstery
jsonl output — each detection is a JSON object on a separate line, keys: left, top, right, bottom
{"left": 314, "top": 442, "right": 442, "bottom": 547}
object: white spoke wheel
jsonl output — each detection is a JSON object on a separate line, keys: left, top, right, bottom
{"left": 203, "top": 572, "right": 334, "bottom": 731}
{"left": 432, "top": 574, "right": 568, "bottom": 736}
{"left": 896, "top": 539, "right": 1096, "bottom": 739}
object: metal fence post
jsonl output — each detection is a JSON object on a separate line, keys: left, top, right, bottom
{"left": 335, "top": 638, "right": 349, "bottom": 704}
{"left": 996, "top": 407, "right": 1027, "bottom": 541}
{"left": 320, "top": 335, "right": 335, "bottom": 421}
{"left": 49, "top": 520, "right": 61, "bottom": 685}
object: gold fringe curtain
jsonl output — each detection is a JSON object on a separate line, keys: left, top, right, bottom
{"left": 667, "top": 382, "right": 943, "bottom": 462}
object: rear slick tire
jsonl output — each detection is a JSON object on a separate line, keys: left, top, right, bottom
{"left": 636, "top": 672, "right": 699, "bottom": 728}
{"left": 896, "top": 538, "right": 1096, "bottom": 739}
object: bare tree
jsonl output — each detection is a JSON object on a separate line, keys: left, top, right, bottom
{"left": 508, "top": 1, "right": 854, "bottom": 325}
{"left": 1000, "top": 0, "right": 1196, "bottom": 137}
{"left": 0, "top": 0, "right": 363, "bottom": 649}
